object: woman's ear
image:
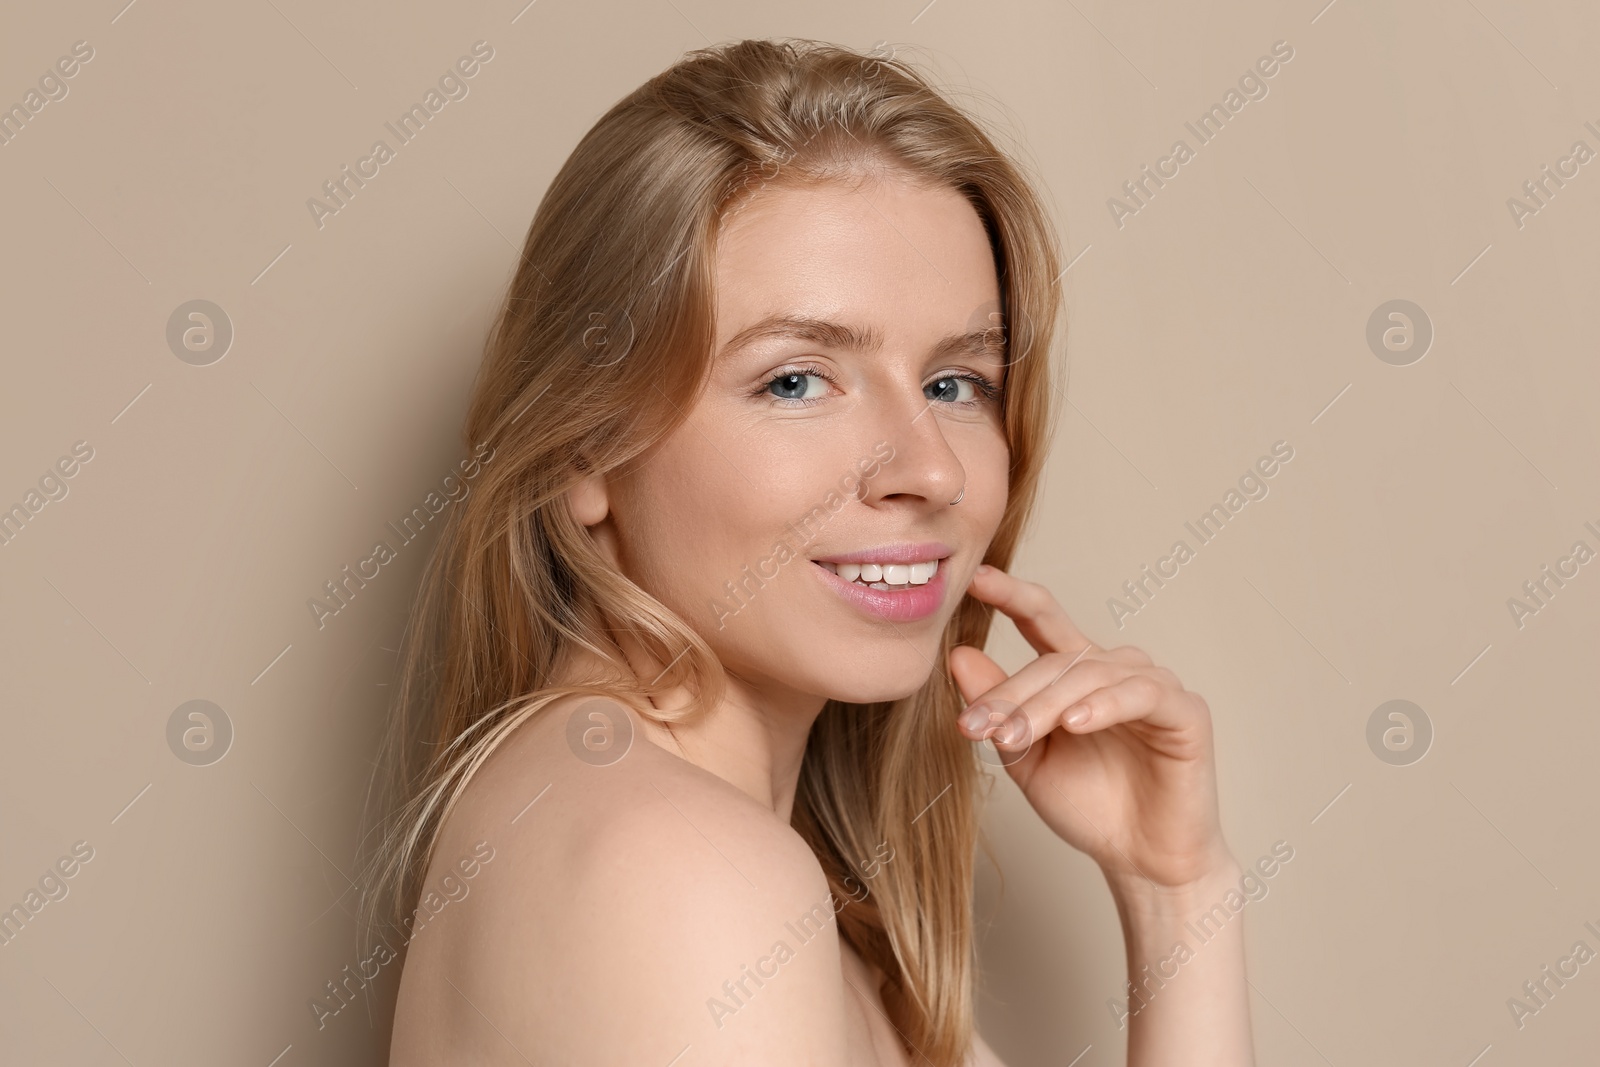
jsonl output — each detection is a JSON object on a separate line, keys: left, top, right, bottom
{"left": 566, "top": 467, "right": 624, "bottom": 570}
{"left": 565, "top": 470, "right": 609, "bottom": 528}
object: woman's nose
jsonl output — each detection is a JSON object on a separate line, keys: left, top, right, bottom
{"left": 857, "top": 392, "right": 967, "bottom": 507}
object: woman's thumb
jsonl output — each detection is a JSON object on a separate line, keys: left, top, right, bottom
{"left": 948, "top": 644, "right": 1008, "bottom": 705}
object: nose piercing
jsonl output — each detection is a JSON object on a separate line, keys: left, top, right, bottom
{"left": 949, "top": 485, "right": 965, "bottom": 505}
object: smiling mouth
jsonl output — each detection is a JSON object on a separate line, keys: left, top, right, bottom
{"left": 813, "top": 558, "right": 941, "bottom": 590}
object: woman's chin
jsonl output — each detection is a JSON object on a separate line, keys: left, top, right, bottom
{"left": 820, "top": 671, "right": 935, "bottom": 706}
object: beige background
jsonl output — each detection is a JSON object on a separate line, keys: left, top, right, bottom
{"left": 2, "top": 0, "right": 1597, "bottom": 1063}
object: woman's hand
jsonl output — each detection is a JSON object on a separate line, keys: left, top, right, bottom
{"left": 949, "top": 564, "right": 1235, "bottom": 892}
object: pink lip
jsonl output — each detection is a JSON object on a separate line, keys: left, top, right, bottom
{"left": 810, "top": 559, "right": 949, "bottom": 623}
{"left": 809, "top": 541, "right": 953, "bottom": 566}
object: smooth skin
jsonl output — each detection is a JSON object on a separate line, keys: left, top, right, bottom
{"left": 387, "top": 168, "right": 1252, "bottom": 1065}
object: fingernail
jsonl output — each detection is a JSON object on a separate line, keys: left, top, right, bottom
{"left": 996, "top": 713, "right": 1026, "bottom": 745}
{"left": 1066, "top": 706, "right": 1090, "bottom": 727}
{"left": 974, "top": 564, "right": 993, "bottom": 576}
{"left": 959, "top": 704, "right": 990, "bottom": 731}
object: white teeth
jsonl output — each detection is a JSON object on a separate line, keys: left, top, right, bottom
{"left": 818, "top": 558, "right": 941, "bottom": 588}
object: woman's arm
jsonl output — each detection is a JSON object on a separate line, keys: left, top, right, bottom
{"left": 1109, "top": 858, "right": 1254, "bottom": 1066}
{"left": 968, "top": 860, "right": 1254, "bottom": 1067}
{"left": 949, "top": 565, "right": 1256, "bottom": 1064}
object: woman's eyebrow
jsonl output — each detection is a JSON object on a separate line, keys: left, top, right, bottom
{"left": 718, "top": 314, "right": 1005, "bottom": 363}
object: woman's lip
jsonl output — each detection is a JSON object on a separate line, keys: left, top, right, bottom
{"left": 809, "top": 541, "right": 953, "bottom": 566}
{"left": 810, "top": 559, "right": 947, "bottom": 623}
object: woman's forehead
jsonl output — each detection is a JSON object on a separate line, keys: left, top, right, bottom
{"left": 710, "top": 179, "right": 1002, "bottom": 347}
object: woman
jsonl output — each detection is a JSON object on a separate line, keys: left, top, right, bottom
{"left": 363, "top": 37, "right": 1253, "bottom": 1066}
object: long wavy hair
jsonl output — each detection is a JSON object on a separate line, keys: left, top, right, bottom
{"left": 358, "top": 36, "right": 1062, "bottom": 1066}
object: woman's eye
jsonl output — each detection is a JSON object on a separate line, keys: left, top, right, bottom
{"left": 765, "top": 371, "right": 831, "bottom": 404}
{"left": 927, "top": 373, "right": 1002, "bottom": 406}
{"left": 759, "top": 368, "right": 1000, "bottom": 408}
{"left": 926, "top": 376, "right": 976, "bottom": 404}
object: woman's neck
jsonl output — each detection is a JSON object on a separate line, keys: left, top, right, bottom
{"left": 547, "top": 635, "right": 826, "bottom": 822}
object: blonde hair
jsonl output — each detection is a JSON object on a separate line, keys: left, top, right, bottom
{"left": 358, "top": 36, "right": 1062, "bottom": 1066}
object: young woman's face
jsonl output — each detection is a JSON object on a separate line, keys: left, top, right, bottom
{"left": 600, "top": 171, "right": 1011, "bottom": 704}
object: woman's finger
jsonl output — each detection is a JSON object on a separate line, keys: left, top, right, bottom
{"left": 992, "top": 664, "right": 1205, "bottom": 760}
{"left": 966, "top": 565, "right": 1094, "bottom": 658}
{"left": 1038, "top": 669, "right": 1206, "bottom": 747}
{"left": 948, "top": 644, "right": 1036, "bottom": 754}
{"left": 989, "top": 661, "right": 1161, "bottom": 749}
{"left": 1103, "top": 643, "right": 1154, "bottom": 667}
{"left": 948, "top": 643, "right": 1010, "bottom": 708}
{"left": 958, "top": 655, "right": 1127, "bottom": 741}
{"left": 1052, "top": 671, "right": 1168, "bottom": 734}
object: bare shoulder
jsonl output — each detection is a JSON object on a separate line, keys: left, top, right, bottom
{"left": 389, "top": 692, "right": 853, "bottom": 1065}
{"left": 970, "top": 1028, "right": 1010, "bottom": 1067}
